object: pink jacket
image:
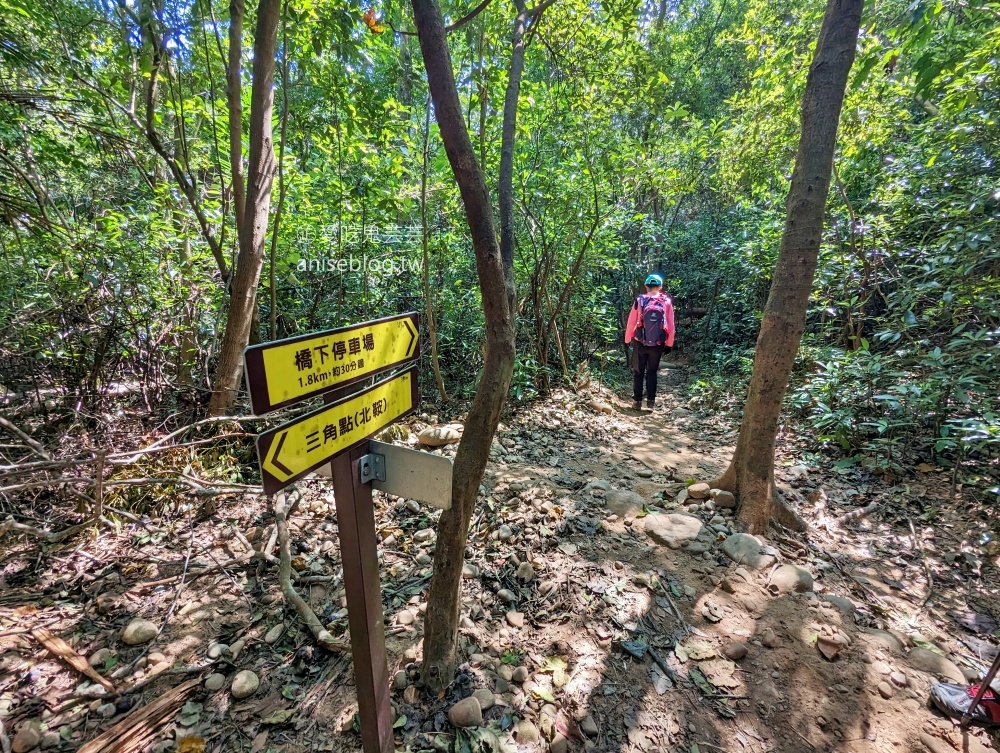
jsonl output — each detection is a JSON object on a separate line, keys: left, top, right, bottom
{"left": 624, "top": 292, "right": 675, "bottom": 347}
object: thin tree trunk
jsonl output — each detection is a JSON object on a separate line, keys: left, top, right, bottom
{"left": 421, "top": 99, "right": 448, "bottom": 403}
{"left": 208, "top": 0, "right": 282, "bottom": 416}
{"left": 709, "top": 0, "right": 863, "bottom": 534}
{"left": 267, "top": 3, "right": 290, "bottom": 339}
{"left": 227, "top": 0, "right": 246, "bottom": 249}
{"left": 498, "top": 0, "right": 530, "bottom": 305}
{"left": 411, "top": 0, "right": 516, "bottom": 692}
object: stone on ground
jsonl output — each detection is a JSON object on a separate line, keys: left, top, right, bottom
{"left": 687, "top": 482, "right": 711, "bottom": 499}
{"left": 515, "top": 562, "right": 534, "bottom": 583}
{"left": 264, "top": 623, "right": 285, "bottom": 643}
{"left": 12, "top": 724, "right": 40, "bottom": 753}
{"left": 121, "top": 618, "right": 158, "bottom": 645}
{"left": 710, "top": 489, "right": 736, "bottom": 508}
{"left": 88, "top": 648, "right": 112, "bottom": 667}
{"left": 418, "top": 426, "right": 462, "bottom": 447}
{"left": 605, "top": 490, "right": 645, "bottom": 518}
{"left": 769, "top": 564, "right": 813, "bottom": 594}
{"left": 760, "top": 627, "right": 780, "bottom": 648}
{"left": 514, "top": 720, "right": 539, "bottom": 742}
{"left": 723, "top": 643, "right": 748, "bottom": 661}
{"left": 204, "top": 673, "right": 226, "bottom": 692}
{"left": 641, "top": 513, "right": 704, "bottom": 549}
{"left": 722, "top": 533, "right": 776, "bottom": 570}
{"left": 472, "top": 688, "right": 495, "bottom": 710}
{"left": 231, "top": 670, "right": 260, "bottom": 699}
{"left": 448, "top": 697, "right": 483, "bottom": 728}
{"left": 906, "top": 647, "right": 965, "bottom": 683}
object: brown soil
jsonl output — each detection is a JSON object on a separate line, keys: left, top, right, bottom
{"left": 1, "top": 365, "right": 998, "bottom": 753}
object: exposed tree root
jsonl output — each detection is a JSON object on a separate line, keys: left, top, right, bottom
{"left": 274, "top": 491, "right": 348, "bottom": 653}
{"left": 706, "top": 468, "right": 806, "bottom": 533}
{"left": 0, "top": 515, "right": 99, "bottom": 543}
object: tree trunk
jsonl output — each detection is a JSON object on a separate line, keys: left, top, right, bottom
{"left": 208, "top": 0, "right": 282, "bottom": 416}
{"left": 227, "top": 0, "right": 246, "bottom": 250}
{"left": 411, "top": 0, "right": 516, "bottom": 692}
{"left": 708, "top": 0, "right": 863, "bottom": 534}
{"left": 421, "top": 99, "right": 448, "bottom": 403}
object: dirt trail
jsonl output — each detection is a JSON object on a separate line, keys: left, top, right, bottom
{"left": 1, "top": 365, "right": 998, "bottom": 753}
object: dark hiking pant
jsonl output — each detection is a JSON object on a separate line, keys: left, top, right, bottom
{"left": 632, "top": 343, "right": 665, "bottom": 403}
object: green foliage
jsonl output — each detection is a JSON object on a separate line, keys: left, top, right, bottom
{"left": 0, "top": 0, "right": 995, "bottom": 492}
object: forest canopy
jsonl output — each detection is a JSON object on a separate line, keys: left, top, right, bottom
{"left": 0, "top": 0, "right": 997, "bottom": 484}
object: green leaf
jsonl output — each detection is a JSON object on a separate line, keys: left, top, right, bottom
{"left": 532, "top": 687, "right": 556, "bottom": 703}
{"left": 261, "top": 709, "right": 296, "bottom": 725}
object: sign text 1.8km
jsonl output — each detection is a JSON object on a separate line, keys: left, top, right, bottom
{"left": 244, "top": 312, "right": 418, "bottom": 414}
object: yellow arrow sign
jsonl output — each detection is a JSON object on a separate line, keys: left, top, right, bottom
{"left": 244, "top": 312, "right": 418, "bottom": 414}
{"left": 256, "top": 367, "right": 419, "bottom": 495}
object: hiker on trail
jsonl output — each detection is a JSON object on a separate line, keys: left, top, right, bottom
{"left": 624, "top": 273, "right": 675, "bottom": 411}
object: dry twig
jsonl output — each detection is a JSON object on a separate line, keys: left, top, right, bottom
{"left": 274, "top": 491, "right": 348, "bottom": 653}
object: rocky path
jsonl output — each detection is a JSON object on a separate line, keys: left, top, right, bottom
{"left": 1, "top": 365, "right": 998, "bottom": 753}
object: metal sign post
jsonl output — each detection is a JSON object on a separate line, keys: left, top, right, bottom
{"left": 331, "top": 443, "right": 394, "bottom": 753}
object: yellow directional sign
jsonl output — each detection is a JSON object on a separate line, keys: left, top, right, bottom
{"left": 244, "top": 312, "right": 418, "bottom": 414}
{"left": 256, "top": 367, "right": 419, "bottom": 495}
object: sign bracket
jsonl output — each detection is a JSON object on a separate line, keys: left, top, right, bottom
{"left": 358, "top": 451, "right": 386, "bottom": 484}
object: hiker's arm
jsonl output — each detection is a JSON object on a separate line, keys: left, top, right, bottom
{"left": 624, "top": 301, "right": 639, "bottom": 344}
{"left": 665, "top": 299, "right": 675, "bottom": 348}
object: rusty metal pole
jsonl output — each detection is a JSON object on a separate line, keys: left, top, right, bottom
{"left": 331, "top": 444, "right": 393, "bottom": 753}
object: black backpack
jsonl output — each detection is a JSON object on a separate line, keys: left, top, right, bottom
{"left": 635, "top": 293, "right": 668, "bottom": 347}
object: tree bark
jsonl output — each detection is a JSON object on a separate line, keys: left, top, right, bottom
{"left": 208, "top": 0, "right": 282, "bottom": 416}
{"left": 421, "top": 99, "right": 448, "bottom": 403}
{"left": 708, "top": 0, "right": 863, "bottom": 534}
{"left": 411, "top": 0, "right": 516, "bottom": 691}
{"left": 227, "top": 0, "right": 246, "bottom": 251}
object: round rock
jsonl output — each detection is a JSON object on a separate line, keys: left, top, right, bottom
{"left": 515, "top": 720, "right": 539, "bottom": 743}
{"left": 447, "top": 697, "right": 483, "bottom": 728}
{"left": 687, "top": 482, "right": 711, "bottom": 499}
{"left": 605, "top": 490, "right": 645, "bottom": 518}
{"left": 906, "top": 647, "right": 965, "bottom": 683}
{"left": 724, "top": 643, "right": 748, "bottom": 661}
{"left": 205, "top": 673, "right": 227, "bottom": 692}
{"left": 641, "top": 513, "right": 704, "bottom": 549}
{"left": 515, "top": 562, "right": 534, "bottom": 583}
{"left": 231, "top": 670, "right": 260, "bottom": 699}
{"left": 505, "top": 611, "right": 525, "bottom": 628}
{"left": 761, "top": 628, "right": 780, "bottom": 648}
{"left": 722, "top": 533, "right": 776, "bottom": 570}
{"left": 263, "top": 623, "right": 284, "bottom": 644}
{"left": 710, "top": 489, "right": 737, "bottom": 509}
{"left": 512, "top": 666, "right": 529, "bottom": 683}
{"left": 121, "top": 618, "right": 158, "bottom": 646}
{"left": 88, "top": 648, "right": 113, "bottom": 668}
{"left": 472, "top": 688, "right": 495, "bottom": 711}
{"left": 769, "top": 564, "right": 813, "bottom": 594}
{"left": 418, "top": 426, "right": 462, "bottom": 447}
{"left": 12, "top": 724, "right": 41, "bottom": 753}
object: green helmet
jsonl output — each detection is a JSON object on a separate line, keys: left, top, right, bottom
{"left": 645, "top": 273, "right": 663, "bottom": 286}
